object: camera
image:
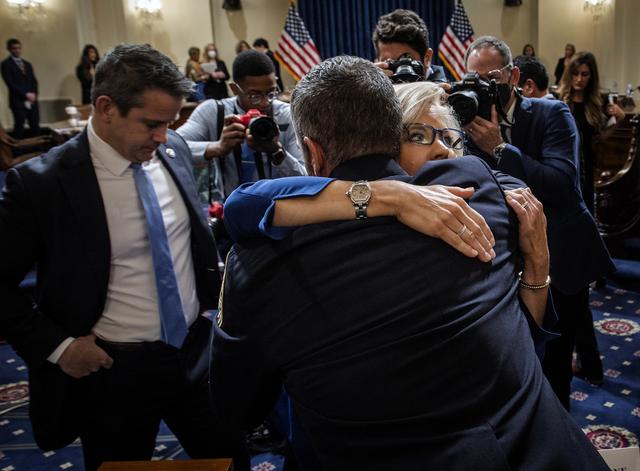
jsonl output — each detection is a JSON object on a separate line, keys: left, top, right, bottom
{"left": 237, "top": 109, "right": 279, "bottom": 144}
{"left": 448, "top": 72, "right": 501, "bottom": 126}
{"left": 386, "top": 55, "right": 425, "bottom": 84}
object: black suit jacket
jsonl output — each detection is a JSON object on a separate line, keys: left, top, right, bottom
{"left": 212, "top": 155, "right": 608, "bottom": 470}
{"left": 1, "top": 56, "right": 38, "bottom": 110}
{"left": 0, "top": 129, "right": 220, "bottom": 450}
{"left": 467, "top": 96, "right": 614, "bottom": 294}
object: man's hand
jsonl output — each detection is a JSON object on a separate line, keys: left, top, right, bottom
{"left": 373, "top": 61, "right": 393, "bottom": 77}
{"left": 57, "top": 334, "right": 113, "bottom": 379}
{"left": 505, "top": 187, "right": 549, "bottom": 276}
{"left": 25, "top": 92, "right": 36, "bottom": 103}
{"left": 392, "top": 182, "right": 496, "bottom": 262}
{"left": 465, "top": 105, "right": 503, "bottom": 155}
{"left": 206, "top": 114, "right": 245, "bottom": 159}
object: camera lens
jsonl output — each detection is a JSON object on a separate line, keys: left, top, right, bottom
{"left": 249, "top": 116, "right": 279, "bottom": 143}
{"left": 448, "top": 90, "right": 480, "bottom": 126}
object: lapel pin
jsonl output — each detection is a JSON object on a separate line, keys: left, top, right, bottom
{"left": 166, "top": 148, "right": 176, "bottom": 158}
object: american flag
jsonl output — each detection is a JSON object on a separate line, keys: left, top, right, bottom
{"left": 438, "top": 1, "right": 475, "bottom": 81}
{"left": 275, "top": 2, "right": 321, "bottom": 81}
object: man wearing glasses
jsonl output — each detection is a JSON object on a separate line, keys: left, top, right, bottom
{"left": 462, "top": 36, "right": 614, "bottom": 410}
{"left": 178, "top": 50, "right": 305, "bottom": 200}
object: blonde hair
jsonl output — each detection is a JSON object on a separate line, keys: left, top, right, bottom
{"left": 395, "top": 82, "right": 464, "bottom": 156}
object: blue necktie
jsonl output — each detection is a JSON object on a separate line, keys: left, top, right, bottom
{"left": 131, "top": 162, "right": 188, "bottom": 348}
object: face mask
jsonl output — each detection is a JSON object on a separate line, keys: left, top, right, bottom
{"left": 208, "top": 50, "right": 217, "bottom": 59}
{"left": 496, "top": 83, "right": 512, "bottom": 109}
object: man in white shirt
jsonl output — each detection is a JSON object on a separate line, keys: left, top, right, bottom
{"left": 0, "top": 44, "right": 246, "bottom": 470}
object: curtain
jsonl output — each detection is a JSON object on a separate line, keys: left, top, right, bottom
{"left": 298, "top": 0, "right": 454, "bottom": 66}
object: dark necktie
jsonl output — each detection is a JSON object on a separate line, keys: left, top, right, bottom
{"left": 500, "top": 124, "right": 511, "bottom": 144}
{"left": 131, "top": 162, "right": 188, "bottom": 348}
{"left": 15, "top": 58, "right": 25, "bottom": 74}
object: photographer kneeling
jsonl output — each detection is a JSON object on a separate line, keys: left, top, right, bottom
{"left": 460, "top": 35, "right": 614, "bottom": 410}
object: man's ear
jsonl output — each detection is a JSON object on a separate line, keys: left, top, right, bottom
{"left": 229, "top": 82, "right": 240, "bottom": 96}
{"left": 93, "top": 95, "right": 117, "bottom": 124}
{"left": 510, "top": 66, "right": 521, "bottom": 88}
{"left": 522, "top": 78, "right": 536, "bottom": 97}
{"left": 423, "top": 48, "right": 434, "bottom": 68}
{"left": 303, "top": 136, "right": 328, "bottom": 177}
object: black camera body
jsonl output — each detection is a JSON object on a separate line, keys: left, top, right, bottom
{"left": 448, "top": 73, "right": 499, "bottom": 125}
{"left": 237, "top": 109, "right": 279, "bottom": 144}
{"left": 387, "top": 56, "right": 425, "bottom": 84}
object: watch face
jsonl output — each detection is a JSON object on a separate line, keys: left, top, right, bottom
{"left": 350, "top": 183, "right": 371, "bottom": 204}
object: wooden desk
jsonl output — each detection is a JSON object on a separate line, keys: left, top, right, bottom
{"left": 98, "top": 458, "right": 233, "bottom": 470}
{"left": 45, "top": 119, "right": 87, "bottom": 140}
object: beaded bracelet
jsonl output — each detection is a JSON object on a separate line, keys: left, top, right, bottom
{"left": 517, "top": 271, "right": 551, "bottom": 290}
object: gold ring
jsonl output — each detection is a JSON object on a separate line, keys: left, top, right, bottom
{"left": 457, "top": 225, "right": 468, "bottom": 237}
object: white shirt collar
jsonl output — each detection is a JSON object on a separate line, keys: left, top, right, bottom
{"left": 88, "top": 118, "right": 153, "bottom": 176}
{"left": 500, "top": 99, "right": 517, "bottom": 128}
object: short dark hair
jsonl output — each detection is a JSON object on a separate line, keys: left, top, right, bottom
{"left": 232, "top": 50, "right": 275, "bottom": 83}
{"left": 252, "top": 38, "right": 269, "bottom": 49}
{"left": 372, "top": 9, "right": 429, "bottom": 60}
{"left": 6, "top": 38, "right": 20, "bottom": 50}
{"left": 465, "top": 35, "right": 512, "bottom": 69}
{"left": 91, "top": 44, "right": 193, "bottom": 115}
{"left": 291, "top": 55, "right": 402, "bottom": 169}
{"left": 514, "top": 55, "right": 549, "bottom": 91}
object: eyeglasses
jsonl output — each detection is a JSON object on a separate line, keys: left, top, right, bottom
{"left": 403, "top": 123, "right": 465, "bottom": 150}
{"left": 478, "top": 63, "right": 513, "bottom": 83}
{"left": 235, "top": 84, "right": 280, "bottom": 105}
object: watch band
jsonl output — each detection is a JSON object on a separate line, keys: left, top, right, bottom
{"left": 346, "top": 180, "right": 372, "bottom": 220}
{"left": 268, "top": 148, "right": 286, "bottom": 165}
{"left": 354, "top": 204, "right": 368, "bottom": 220}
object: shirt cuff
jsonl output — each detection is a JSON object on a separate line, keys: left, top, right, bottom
{"left": 47, "top": 337, "right": 75, "bottom": 364}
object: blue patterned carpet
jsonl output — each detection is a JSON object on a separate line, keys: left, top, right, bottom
{"left": 0, "top": 283, "right": 637, "bottom": 470}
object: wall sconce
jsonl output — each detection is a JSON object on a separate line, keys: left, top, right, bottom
{"left": 135, "top": 0, "right": 162, "bottom": 26}
{"left": 584, "top": 0, "right": 611, "bottom": 20}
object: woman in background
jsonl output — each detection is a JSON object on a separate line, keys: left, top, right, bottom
{"left": 235, "top": 40, "right": 251, "bottom": 55}
{"left": 185, "top": 46, "right": 208, "bottom": 102}
{"left": 75, "top": 45, "right": 99, "bottom": 104}
{"left": 201, "top": 43, "right": 229, "bottom": 100}
{"left": 522, "top": 43, "right": 535, "bottom": 57}
{"left": 554, "top": 43, "right": 575, "bottom": 85}
{"left": 557, "top": 51, "right": 624, "bottom": 386}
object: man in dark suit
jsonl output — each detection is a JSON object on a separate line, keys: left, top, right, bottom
{"left": 0, "top": 44, "right": 244, "bottom": 470}
{"left": 211, "top": 55, "right": 609, "bottom": 470}
{"left": 1, "top": 38, "right": 39, "bottom": 138}
{"left": 462, "top": 36, "right": 614, "bottom": 408}
{"left": 372, "top": 9, "right": 448, "bottom": 83}
{"left": 252, "top": 38, "right": 285, "bottom": 92}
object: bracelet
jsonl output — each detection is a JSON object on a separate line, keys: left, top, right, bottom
{"left": 517, "top": 271, "right": 551, "bottom": 290}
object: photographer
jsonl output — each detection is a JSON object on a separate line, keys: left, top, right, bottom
{"left": 178, "top": 50, "right": 305, "bottom": 200}
{"left": 460, "top": 36, "right": 614, "bottom": 410}
{"left": 372, "top": 9, "right": 447, "bottom": 83}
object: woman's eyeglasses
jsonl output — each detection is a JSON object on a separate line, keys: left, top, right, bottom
{"left": 403, "top": 123, "right": 466, "bottom": 150}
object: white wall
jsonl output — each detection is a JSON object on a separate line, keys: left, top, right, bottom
{"left": 0, "top": 0, "right": 637, "bottom": 129}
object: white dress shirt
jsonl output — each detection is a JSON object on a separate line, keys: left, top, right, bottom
{"left": 48, "top": 120, "right": 199, "bottom": 362}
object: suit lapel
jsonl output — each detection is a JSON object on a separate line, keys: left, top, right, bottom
{"left": 511, "top": 98, "right": 533, "bottom": 150}
{"left": 57, "top": 131, "right": 111, "bottom": 302}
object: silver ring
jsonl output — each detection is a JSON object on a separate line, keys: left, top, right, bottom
{"left": 457, "top": 225, "right": 468, "bottom": 237}
{"left": 522, "top": 201, "right": 530, "bottom": 211}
